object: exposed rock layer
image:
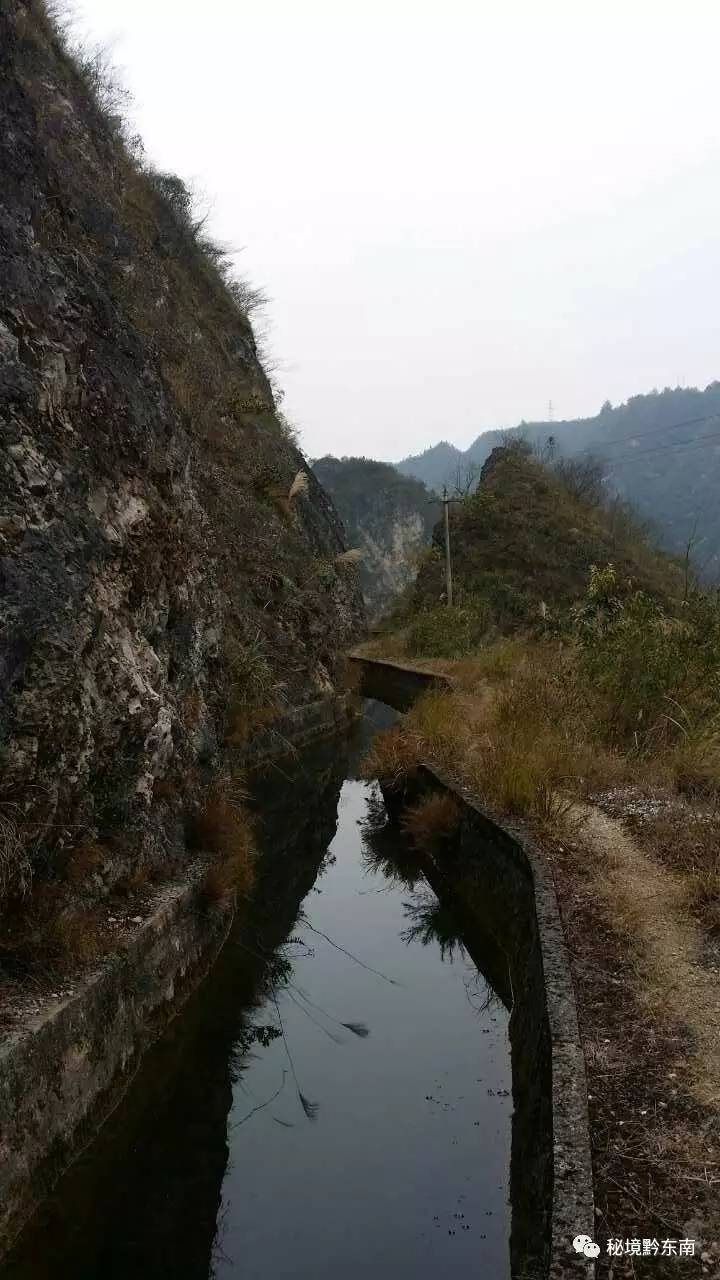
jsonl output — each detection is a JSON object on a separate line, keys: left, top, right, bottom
{"left": 313, "top": 455, "right": 438, "bottom": 617}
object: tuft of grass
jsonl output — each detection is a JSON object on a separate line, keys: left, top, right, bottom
{"left": 46, "top": 907, "right": 105, "bottom": 968}
{"left": 401, "top": 792, "right": 462, "bottom": 853}
{"left": 405, "top": 689, "right": 467, "bottom": 773}
{"left": 64, "top": 841, "right": 108, "bottom": 887}
{"left": 451, "top": 637, "right": 527, "bottom": 686}
{"left": 673, "top": 735, "right": 720, "bottom": 801}
{"left": 407, "top": 602, "right": 489, "bottom": 660}
{"left": 152, "top": 778, "right": 178, "bottom": 803}
{"left": 190, "top": 779, "right": 257, "bottom": 905}
{"left": 223, "top": 631, "right": 281, "bottom": 746}
{"left": 683, "top": 865, "right": 720, "bottom": 932}
{"left": 0, "top": 804, "right": 34, "bottom": 902}
{"left": 360, "top": 726, "right": 421, "bottom": 792}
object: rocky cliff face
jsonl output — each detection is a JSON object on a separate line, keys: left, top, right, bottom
{"left": 313, "top": 456, "right": 439, "bottom": 618}
{"left": 0, "top": 3, "right": 364, "bottom": 907}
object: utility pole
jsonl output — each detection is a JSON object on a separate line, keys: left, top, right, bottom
{"left": 442, "top": 485, "right": 453, "bottom": 607}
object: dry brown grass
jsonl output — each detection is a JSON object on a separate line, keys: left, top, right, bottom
{"left": 406, "top": 689, "right": 471, "bottom": 771}
{"left": 152, "top": 778, "right": 178, "bottom": 803}
{"left": 361, "top": 689, "right": 470, "bottom": 790}
{"left": 191, "top": 779, "right": 257, "bottom": 904}
{"left": 182, "top": 690, "right": 203, "bottom": 730}
{"left": 45, "top": 907, "right": 105, "bottom": 969}
{"left": 353, "top": 631, "right": 411, "bottom": 661}
{"left": 400, "top": 792, "right": 462, "bottom": 853}
{"left": 63, "top": 841, "right": 107, "bottom": 887}
{"left": 366, "top": 645, "right": 626, "bottom": 828}
{"left": 361, "top": 725, "right": 422, "bottom": 792}
{"left": 673, "top": 734, "right": 720, "bottom": 800}
{"left": 224, "top": 702, "right": 277, "bottom": 748}
{"left": 684, "top": 865, "right": 720, "bottom": 932}
{"left": 113, "top": 863, "right": 152, "bottom": 898}
{"left": 2, "top": 885, "right": 106, "bottom": 975}
{"left": 0, "top": 804, "right": 34, "bottom": 902}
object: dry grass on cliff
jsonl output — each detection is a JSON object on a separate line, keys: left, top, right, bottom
{"left": 45, "top": 906, "right": 105, "bottom": 968}
{"left": 190, "top": 780, "right": 257, "bottom": 905}
{"left": 63, "top": 840, "right": 107, "bottom": 887}
{"left": 0, "top": 804, "right": 34, "bottom": 903}
{"left": 0, "top": 881, "right": 105, "bottom": 976}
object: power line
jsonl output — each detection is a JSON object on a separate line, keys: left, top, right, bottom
{"left": 569, "top": 410, "right": 720, "bottom": 456}
{"left": 600, "top": 426, "right": 720, "bottom": 468}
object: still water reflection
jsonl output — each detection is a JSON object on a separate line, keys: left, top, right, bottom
{"left": 2, "top": 709, "right": 512, "bottom": 1279}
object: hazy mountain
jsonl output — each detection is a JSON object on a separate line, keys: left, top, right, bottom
{"left": 395, "top": 441, "right": 465, "bottom": 491}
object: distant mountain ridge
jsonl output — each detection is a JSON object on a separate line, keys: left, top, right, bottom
{"left": 396, "top": 383, "right": 720, "bottom": 578}
{"left": 395, "top": 440, "right": 465, "bottom": 490}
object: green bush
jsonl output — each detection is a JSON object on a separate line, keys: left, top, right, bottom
{"left": 468, "top": 570, "right": 534, "bottom": 629}
{"left": 576, "top": 588, "right": 720, "bottom": 746}
{"left": 407, "top": 602, "right": 490, "bottom": 659}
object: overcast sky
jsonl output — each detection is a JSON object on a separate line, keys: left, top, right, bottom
{"left": 74, "top": 0, "right": 720, "bottom": 461}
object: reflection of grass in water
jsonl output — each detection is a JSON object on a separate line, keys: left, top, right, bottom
{"left": 362, "top": 788, "right": 468, "bottom": 963}
{"left": 360, "top": 788, "right": 425, "bottom": 891}
{"left": 228, "top": 923, "right": 377, "bottom": 1127}
{"left": 400, "top": 889, "right": 467, "bottom": 963}
{"left": 463, "top": 967, "right": 502, "bottom": 1017}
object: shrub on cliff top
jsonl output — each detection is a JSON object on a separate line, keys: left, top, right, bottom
{"left": 407, "top": 602, "right": 490, "bottom": 659}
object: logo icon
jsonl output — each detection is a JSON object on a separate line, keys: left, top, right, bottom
{"left": 573, "top": 1234, "right": 600, "bottom": 1258}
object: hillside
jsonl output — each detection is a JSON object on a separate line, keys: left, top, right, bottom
{"left": 313, "top": 456, "right": 439, "bottom": 617}
{"left": 0, "top": 4, "right": 363, "bottom": 932}
{"left": 397, "top": 384, "right": 720, "bottom": 578}
{"left": 413, "top": 443, "right": 683, "bottom": 630}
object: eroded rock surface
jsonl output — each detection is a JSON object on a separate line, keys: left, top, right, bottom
{"left": 0, "top": 2, "right": 364, "bottom": 898}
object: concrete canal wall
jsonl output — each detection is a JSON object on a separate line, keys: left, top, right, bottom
{"left": 0, "top": 694, "right": 354, "bottom": 1260}
{"left": 351, "top": 653, "right": 596, "bottom": 1280}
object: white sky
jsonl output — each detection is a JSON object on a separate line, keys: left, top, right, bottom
{"left": 73, "top": 0, "right": 720, "bottom": 460}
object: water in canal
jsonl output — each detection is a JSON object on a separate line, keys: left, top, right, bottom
{"left": 2, "top": 705, "right": 513, "bottom": 1279}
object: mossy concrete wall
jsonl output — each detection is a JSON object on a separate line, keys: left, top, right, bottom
{"left": 351, "top": 652, "right": 451, "bottom": 710}
{"left": 0, "top": 871, "right": 232, "bottom": 1256}
{"left": 0, "top": 695, "right": 356, "bottom": 1261}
